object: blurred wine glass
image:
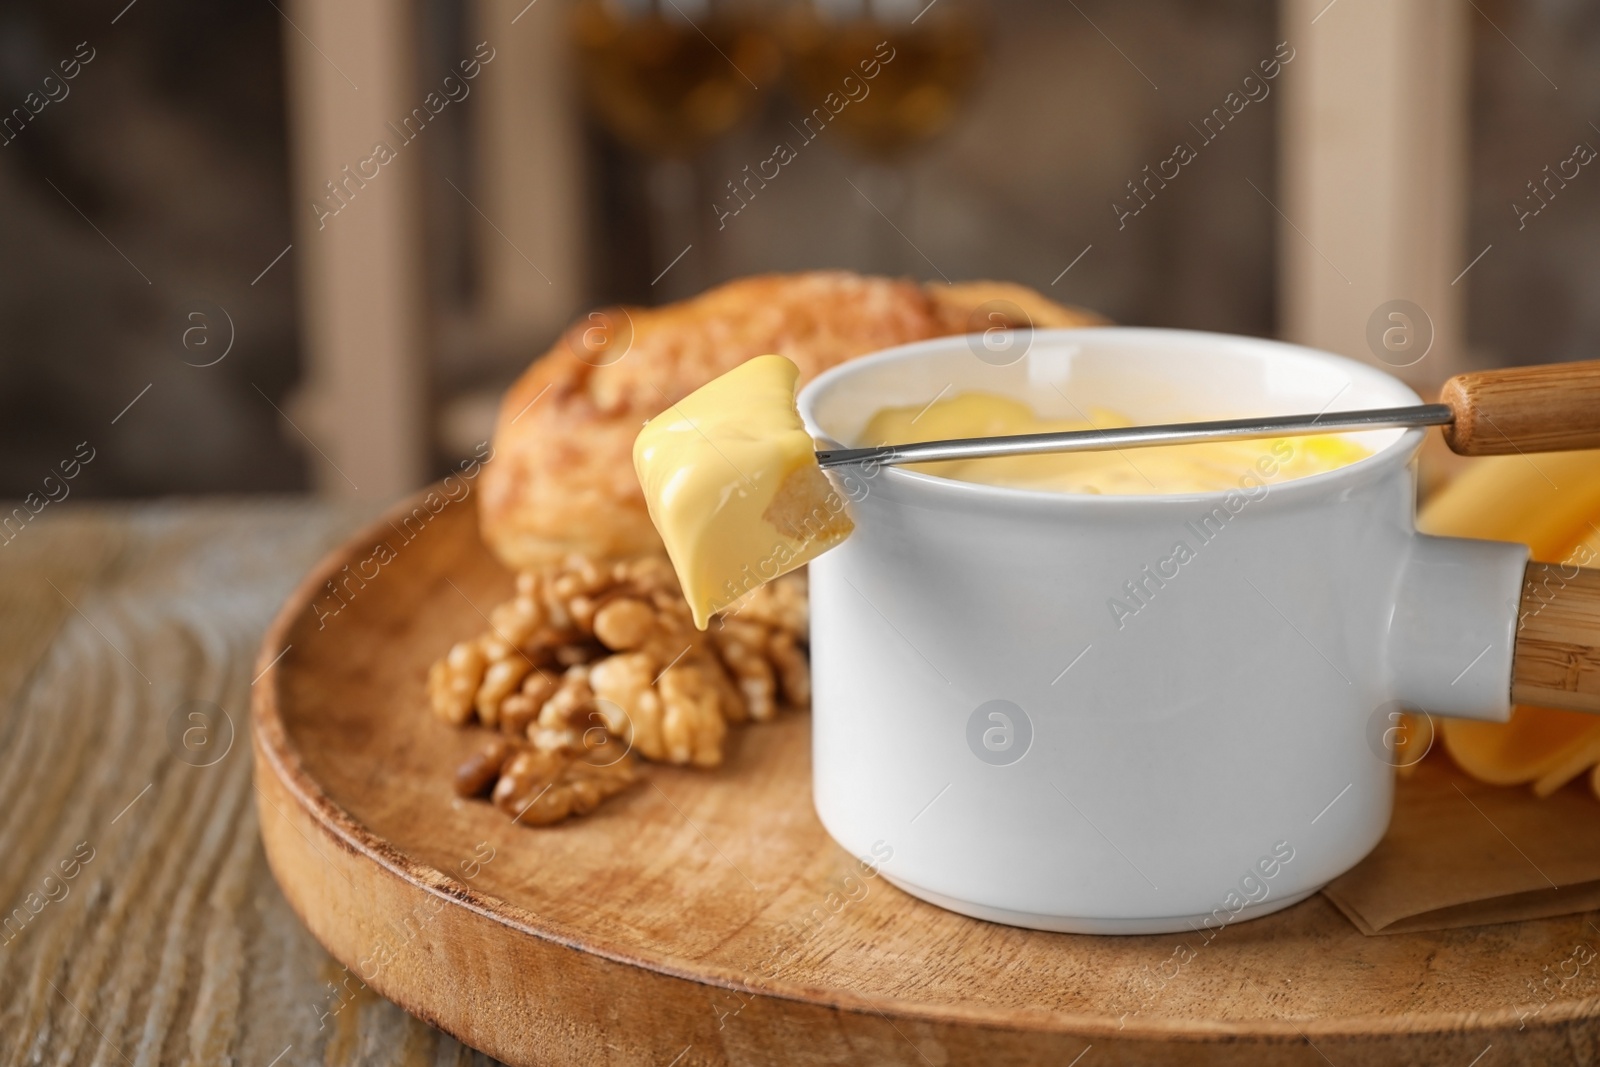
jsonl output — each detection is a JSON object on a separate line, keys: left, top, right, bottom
{"left": 784, "top": 0, "right": 984, "bottom": 160}
{"left": 572, "top": 0, "right": 780, "bottom": 293}
{"left": 782, "top": 0, "right": 986, "bottom": 274}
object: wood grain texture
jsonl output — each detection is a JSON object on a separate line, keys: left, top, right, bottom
{"left": 0, "top": 502, "right": 507, "bottom": 1066}
{"left": 1514, "top": 562, "right": 1600, "bottom": 713}
{"left": 254, "top": 491, "right": 1600, "bottom": 1067}
{"left": 1441, "top": 360, "right": 1600, "bottom": 455}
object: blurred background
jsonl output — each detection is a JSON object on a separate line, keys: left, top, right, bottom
{"left": 1, "top": 0, "right": 1597, "bottom": 501}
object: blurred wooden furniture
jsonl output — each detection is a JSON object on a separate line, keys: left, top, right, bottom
{"left": 471, "top": 0, "right": 587, "bottom": 355}
{"left": 1280, "top": 0, "right": 1471, "bottom": 391}
{"left": 281, "top": 0, "right": 584, "bottom": 501}
{"left": 0, "top": 503, "right": 506, "bottom": 1064}
{"left": 282, "top": 0, "right": 429, "bottom": 499}
{"left": 277, "top": 0, "right": 1472, "bottom": 499}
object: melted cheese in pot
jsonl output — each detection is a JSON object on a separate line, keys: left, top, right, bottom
{"left": 862, "top": 392, "right": 1369, "bottom": 495}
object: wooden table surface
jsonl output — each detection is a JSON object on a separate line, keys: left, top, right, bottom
{"left": 0, "top": 501, "right": 506, "bottom": 1066}
{"left": 13, "top": 502, "right": 1599, "bottom": 1066}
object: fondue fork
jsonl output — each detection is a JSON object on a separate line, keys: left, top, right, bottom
{"left": 815, "top": 360, "right": 1600, "bottom": 469}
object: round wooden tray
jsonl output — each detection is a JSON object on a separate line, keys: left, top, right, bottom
{"left": 254, "top": 493, "right": 1596, "bottom": 1066}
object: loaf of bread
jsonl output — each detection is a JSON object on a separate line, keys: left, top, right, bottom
{"left": 478, "top": 271, "right": 1104, "bottom": 569}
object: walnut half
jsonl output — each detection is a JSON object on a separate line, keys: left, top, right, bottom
{"left": 490, "top": 746, "right": 640, "bottom": 826}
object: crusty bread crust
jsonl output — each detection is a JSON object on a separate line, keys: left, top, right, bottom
{"left": 479, "top": 271, "right": 1105, "bottom": 569}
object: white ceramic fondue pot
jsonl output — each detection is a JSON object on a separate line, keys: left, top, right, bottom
{"left": 796, "top": 328, "right": 1600, "bottom": 934}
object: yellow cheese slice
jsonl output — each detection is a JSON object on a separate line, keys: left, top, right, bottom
{"left": 1419, "top": 450, "right": 1600, "bottom": 560}
{"left": 1441, "top": 708, "right": 1600, "bottom": 786}
{"left": 1532, "top": 724, "right": 1600, "bottom": 797}
{"left": 1422, "top": 454, "right": 1600, "bottom": 794}
{"left": 634, "top": 354, "right": 853, "bottom": 630}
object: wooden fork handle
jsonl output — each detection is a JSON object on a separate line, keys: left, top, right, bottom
{"left": 1442, "top": 359, "right": 1600, "bottom": 455}
{"left": 1513, "top": 562, "right": 1600, "bottom": 713}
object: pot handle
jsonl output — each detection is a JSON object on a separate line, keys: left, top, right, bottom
{"left": 1513, "top": 563, "right": 1600, "bottom": 713}
{"left": 1442, "top": 360, "right": 1600, "bottom": 455}
{"left": 1391, "top": 535, "right": 1527, "bottom": 721}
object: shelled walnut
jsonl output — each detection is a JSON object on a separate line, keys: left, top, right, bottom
{"left": 429, "top": 555, "right": 809, "bottom": 826}
{"left": 451, "top": 734, "right": 639, "bottom": 826}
